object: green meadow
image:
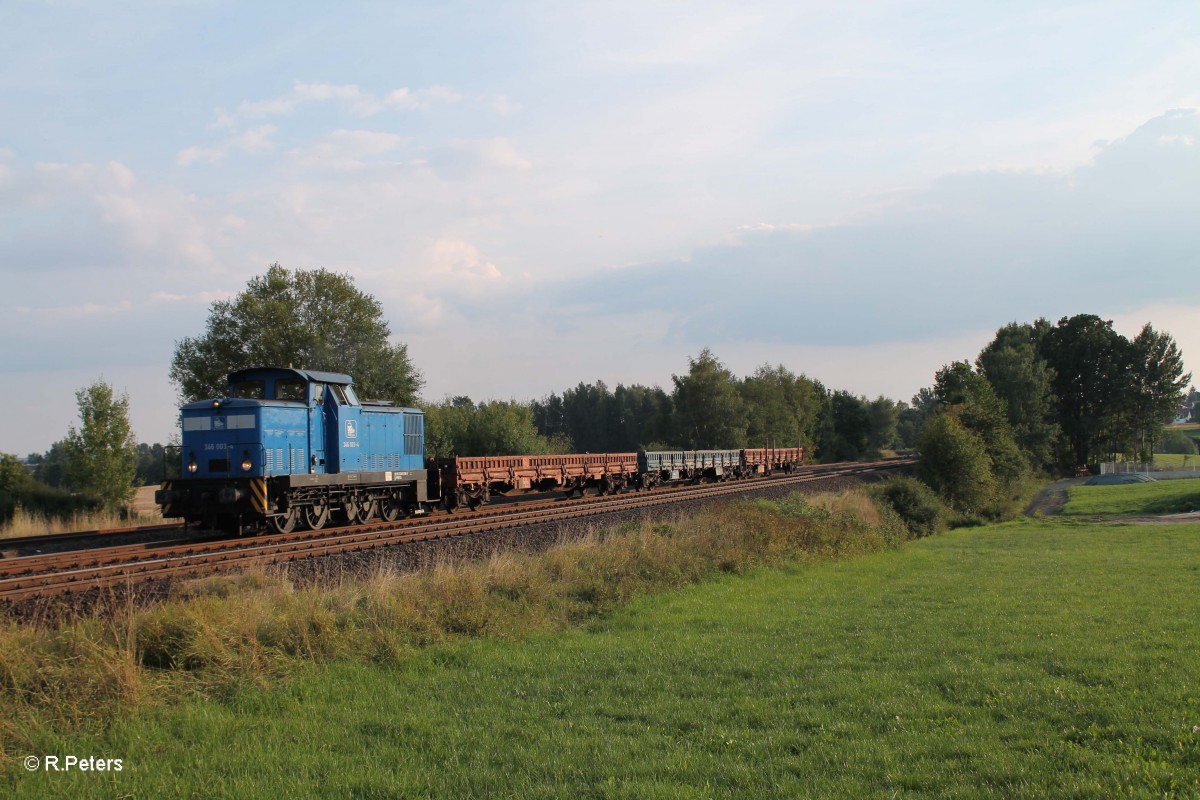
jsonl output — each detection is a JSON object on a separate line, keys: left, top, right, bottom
{"left": 7, "top": 481, "right": 1200, "bottom": 799}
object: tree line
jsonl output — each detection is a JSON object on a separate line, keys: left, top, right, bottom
{"left": 7, "top": 265, "right": 1191, "bottom": 525}
{"left": 916, "top": 315, "right": 1191, "bottom": 519}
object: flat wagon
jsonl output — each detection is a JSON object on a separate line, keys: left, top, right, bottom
{"left": 429, "top": 453, "right": 640, "bottom": 510}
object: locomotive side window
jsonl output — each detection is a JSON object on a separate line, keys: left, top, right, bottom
{"left": 342, "top": 385, "right": 359, "bottom": 405}
{"left": 232, "top": 380, "right": 265, "bottom": 399}
{"left": 276, "top": 379, "right": 306, "bottom": 402}
{"left": 313, "top": 384, "right": 326, "bottom": 405}
{"left": 330, "top": 384, "right": 350, "bottom": 405}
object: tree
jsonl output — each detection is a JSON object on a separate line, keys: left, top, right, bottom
{"left": 933, "top": 361, "right": 1027, "bottom": 489}
{"left": 609, "top": 384, "right": 672, "bottom": 451}
{"left": 819, "top": 391, "right": 872, "bottom": 462}
{"left": 895, "top": 388, "right": 938, "bottom": 450}
{"left": 135, "top": 443, "right": 168, "bottom": 486}
{"left": 423, "top": 397, "right": 567, "bottom": 457}
{"left": 64, "top": 380, "right": 139, "bottom": 511}
{"left": 671, "top": 349, "right": 747, "bottom": 449}
{"left": 0, "top": 453, "right": 32, "bottom": 493}
{"left": 170, "top": 264, "right": 423, "bottom": 404}
{"left": 1039, "top": 315, "right": 1131, "bottom": 467}
{"left": 738, "top": 365, "right": 823, "bottom": 451}
{"left": 866, "top": 396, "right": 900, "bottom": 453}
{"left": 918, "top": 412, "right": 996, "bottom": 513}
{"left": 34, "top": 440, "right": 72, "bottom": 489}
{"left": 976, "top": 322, "right": 1059, "bottom": 469}
{"left": 1128, "top": 323, "right": 1191, "bottom": 459}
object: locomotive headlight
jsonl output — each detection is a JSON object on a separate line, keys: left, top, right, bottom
{"left": 187, "top": 453, "right": 198, "bottom": 473}
{"left": 241, "top": 451, "right": 252, "bottom": 472}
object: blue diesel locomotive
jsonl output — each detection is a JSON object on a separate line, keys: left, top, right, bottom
{"left": 157, "top": 367, "right": 429, "bottom": 533}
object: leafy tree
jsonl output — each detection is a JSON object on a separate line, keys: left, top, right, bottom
{"left": 170, "top": 263, "right": 422, "bottom": 404}
{"left": 866, "top": 396, "right": 900, "bottom": 453}
{"left": 1128, "top": 323, "right": 1191, "bottom": 459}
{"left": 819, "top": 391, "right": 872, "bottom": 461}
{"left": 918, "top": 412, "right": 995, "bottom": 513}
{"left": 671, "top": 349, "right": 747, "bottom": 449}
{"left": 64, "top": 380, "right": 139, "bottom": 511}
{"left": 739, "top": 364, "right": 822, "bottom": 451}
{"left": 423, "top": 397, "right": 567, "bottom": 457}
{"left": 34, "top": 440, "right": 73, "bottom": 489}
{"left": 560, "top": 381, "right": 615, "bottom": 453}
{"left": 135, "top": 443, "right": 168, "bottom": 486}
{"left": 933, "top": 361, "right": 1027, "bottom": 488}
{"left": 0, "top": 453, "right": 32, "bottom": 493}
{"left": 895, "top": 388, "right": 937, "bottom": 450}
{"left": 609, "top": 384, "right": 672, "bottom": 451}
{"left": 1039, "top": 315, "right": 1131, "bottom": 467}
{"left": 976, "top": 322, "right": 1059, "bottom": 469}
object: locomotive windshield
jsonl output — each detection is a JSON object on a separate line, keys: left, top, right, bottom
{"left": 276, "top": 379, "right": 306, "bottom": 402}
{"left": 231, "top": 380, "right": 265, "bottom": 399}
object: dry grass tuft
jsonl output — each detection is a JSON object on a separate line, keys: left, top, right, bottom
{"left": 0, "top": 505, "right": 163, "bottom": 540}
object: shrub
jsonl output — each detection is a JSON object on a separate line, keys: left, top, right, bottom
{"left": 918, "top": 413, "right": 996, "bottom": 513}
{"left": 872, "top": 476, "right": 947, "bottom": 537}
{"left": 1162, "top": 431, "right": 1198, "bottom": 455}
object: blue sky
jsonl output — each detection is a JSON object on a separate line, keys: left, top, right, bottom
{"left": 2, "top": 1, "right": 1198, "bottom": 455}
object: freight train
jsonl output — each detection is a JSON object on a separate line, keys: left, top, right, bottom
{"left": 156, "top": 367, "right": 804, "bottom": 534}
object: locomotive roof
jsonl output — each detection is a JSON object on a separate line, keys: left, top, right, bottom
{"left": 228, "top": 367, "right": 354, "bottom": 385}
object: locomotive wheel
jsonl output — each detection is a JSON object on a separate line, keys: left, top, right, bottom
{"left": 272, "top": 508, "right": 299, "bottom": 534}
{"left": 356, "top": 500, "right": 377, "bottom": 523}
{"left": 305, "top": 504, "right": 329, "bottom": 530}
{"left": 381, "top": 499, "right": 402, "bottom": 522}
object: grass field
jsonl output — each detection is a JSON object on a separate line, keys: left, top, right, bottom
{"left": 7, "top": 483, "right": 1200, "bottom": 798}
{"left": 1063, "top": 477, "right": 1200, "bottom": 515}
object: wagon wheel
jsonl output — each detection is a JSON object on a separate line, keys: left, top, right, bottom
{"left": 380, "top": 499, "right": 402, "bottom": 522}
{"left": 271, "top": 507, "right": 299, "bottom": 534}
{"left": 304, "top": 504, "right": 329, "bottom": 531}
{"left": 599, "top": 475, "right": 613, "bottom": 496}
{"left": 356, "top": 500, "right": 377, "bottom": 523}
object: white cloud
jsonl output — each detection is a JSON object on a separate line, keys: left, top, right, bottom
{"left": 211, "top": 81, "right": 460, "bottom": 129}
{"left": 286, "top": 129, "right": 407, "bottom": 171}
{"left": 177, "top": 124, "right": 278, "bottom": 166}
{"left": 384, "top": 85, "right": 462, "bottom": 110}
{"left": 427, "top": 239, "right": 504, "bottom": 282}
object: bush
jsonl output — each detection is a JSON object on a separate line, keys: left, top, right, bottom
{"left": 872, "top": 476, "right": 947, "bottom": 537}
{"left": 0, "top": 483, "right": 100, "bottom": 525}
{"left": 918, "top": 413, "right": 996, "bottom": 513}
{"left": 1162, "top": 431, "right": 1198, "bottom": 455}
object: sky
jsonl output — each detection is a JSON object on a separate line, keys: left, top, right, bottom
{"left": 1, "top": 1, "right": 1198, "bottom": 455}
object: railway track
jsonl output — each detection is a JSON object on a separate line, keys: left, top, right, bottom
{"left": 0, "top": 521, "right": 187, "bottom": 557}
{"left": 0, "top": 459, "right": 912, "bottom": 603}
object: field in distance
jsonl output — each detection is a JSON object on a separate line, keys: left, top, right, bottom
{"left": 9, "top": 479, "right": 1200, "bottom": 798}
